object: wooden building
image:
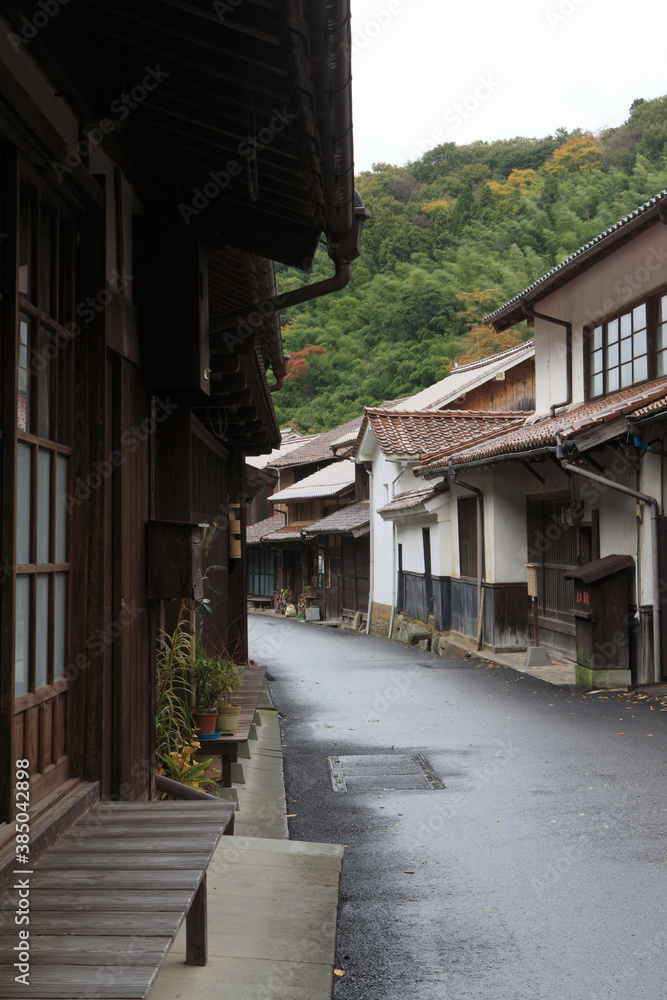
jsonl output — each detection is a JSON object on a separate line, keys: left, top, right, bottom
{"left": 354, "top": 342, "right": 535, "bottom": 641}
{"left": 0, "top": 0, "right": 366, "bottom": 878}
{"left": 414, "top": 189, "right": 667, "bottom": 686}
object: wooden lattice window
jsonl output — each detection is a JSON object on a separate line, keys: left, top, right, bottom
{"left": 14, "top": 183, "right": 74, "bottom": 699}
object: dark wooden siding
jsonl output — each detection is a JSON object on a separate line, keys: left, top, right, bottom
{"left": 443, "top": 357, "right": 535, "bottom": 412}
{"left": 458, "top": 496, "right": 479, "bottom": 579}
{"left": 404, "top": 572, "right": 428, "bottom": 623}
{"left": 527, "top": 497, "right": 577, "bottom": 659}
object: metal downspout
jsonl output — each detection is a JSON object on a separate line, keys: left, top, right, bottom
{"left": 209, "top": 262, "right": 352, "bottom": 336}
{"left": 387, "top": 463, "right": 407, "bottom": 639}
{"left": 449, "top": 465, "right": 484, "bottom": 649}
{"left": 523, "top": 306, "right": 572, "bottom": 418}
{"left": 560, "top": 459, "right": 662, "bottom": 683}
{"left": 365, "top": 463, "right": 374, "bottom": 635}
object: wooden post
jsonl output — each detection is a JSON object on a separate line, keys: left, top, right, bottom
{"left": 186, "top": 873, "right": 208, "bottom": 965}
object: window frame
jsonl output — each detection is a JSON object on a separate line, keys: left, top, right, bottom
{"left": 14, "top": 181, "right": 75, "bottom": 707}
{"left": 584, "top": 285, "right": 667, "bottom": 401}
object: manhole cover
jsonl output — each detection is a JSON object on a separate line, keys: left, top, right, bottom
{"left": 327, "top": 753, "right": 445, "bottom": 792}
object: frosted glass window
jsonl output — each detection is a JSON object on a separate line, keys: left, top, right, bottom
{"left": 15, "top": 577, "right": 30, "bottom": 696}
{"left": 620, "top": 336, "right": 633, "bottom": 363}
{"left": 620, "top": 311, "right": 632, "bottom": 336}
{"left": 54, "top": 574, "right": 66, "bottom": 680}
{"left": 37, "top": 449, "right": 51, "bottom": 563}
{"left": 633, "top": 303, "right": 646, "bottom": 330}
{"left": 607, "top": 368, "right": 619, "bottom": 393}
{"left": 606, "top": 342, "right": 619, "bottom": 369}
{"left": 16, "top": 443, "right": 32, "bottom": 564}
{"left": 590, "top": 372, "right": 603, "bottom": 398}
{"left": 607, "top": 318, "right": 619, "bottom": 343}
{"left": 621, "top": 362, "right": 633, "bottom": 387}
{"left": 634, "top": 356, "right": 648, "bottom": 383}
{"left": 18, "top": 317, "right": 29, "bottom": 432}
{"left": 592, "top": 326, "right": 603, "bottom": 350}
{"left": 56, "top": 456, "right": 68, "bottom": 563}
{"left": 38, "top": 326, "right": 51, "bottom": 438}
{"left": 35, "top": 575, "right": 49, "bottom": 689}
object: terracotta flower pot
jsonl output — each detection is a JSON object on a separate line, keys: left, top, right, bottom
{"left": 194, "top": 710, "right": 218, "bottom": 735}
{"left": 216, "top": 704, "right": 241, "bottom": 733}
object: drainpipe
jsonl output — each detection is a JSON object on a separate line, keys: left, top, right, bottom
{"left": 364, "top": 462, "right": 374, "bottom": 635}
{"left": 387, "top": 462, "right": 407, "bottom": 640}
{"left": 209, "top": 261, "right": 352, "bottom": 336}
{"left": 448, "top": 465, "right": 484, "bottom": 649}
{"left": 523, "top": 305, "right": 572, "bottom": 418}
{"left": 559, "top": 457, "right": 661, "bottom": 684}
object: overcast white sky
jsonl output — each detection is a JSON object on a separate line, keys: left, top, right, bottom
{"left": 350, "top": 0, "right": 667, "bottom": 173}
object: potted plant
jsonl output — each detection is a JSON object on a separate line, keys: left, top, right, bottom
{"left": 194, "top": 654, "right": 225, "bottom": 735}
{"left": 215, "top": 659, "right": 245, "bottom": 733}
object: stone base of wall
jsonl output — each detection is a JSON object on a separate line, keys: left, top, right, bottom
{"left": 369, "top": 602, "right": 392, "bottom": 637}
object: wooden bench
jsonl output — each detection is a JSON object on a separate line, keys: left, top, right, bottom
{"left": 247, "top": 595, "right": 273, "bottom": 608}
{"left": 197, "top": 664, "right": 267, "bottom": 786}
{"left": 0, "top": 799, "right": 235, "bottom": 999}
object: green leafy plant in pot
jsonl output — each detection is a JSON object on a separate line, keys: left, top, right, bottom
{"left": 215, "top": 658, "right": 245, "bottom": 733}
{"left": 193, "top": 654, "right": 225, "bottom": 735}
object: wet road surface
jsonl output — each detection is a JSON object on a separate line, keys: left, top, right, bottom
{"left": 249, "top": 615, "right": 667, "bottom": 1000}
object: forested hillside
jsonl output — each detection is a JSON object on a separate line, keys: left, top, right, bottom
{"left": 273, "top": 97, "right": 667, "bottom": 431}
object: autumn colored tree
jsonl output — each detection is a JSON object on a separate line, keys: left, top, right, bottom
{"left": 451, "top": 325, "right": 526, "bottom": 367}
{"left": 455, "top": 288, "right": 503, "bottom": 330}
{"left": 284, "top": 345, "right": 326, "bottom": 381}
{"left": 543, "top": 133, "right": 602, "bottom": 175}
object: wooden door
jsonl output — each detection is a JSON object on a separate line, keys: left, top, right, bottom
{"left": 527, "top": 498, "right": 578, "bottom": 658}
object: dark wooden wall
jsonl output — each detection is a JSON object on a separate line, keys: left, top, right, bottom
{"left": 443, "top": 358, "right": 535, "bottom": 412}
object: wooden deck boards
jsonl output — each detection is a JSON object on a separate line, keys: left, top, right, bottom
{"left": 0, "top": 799, "right": 235, "bottom": 999}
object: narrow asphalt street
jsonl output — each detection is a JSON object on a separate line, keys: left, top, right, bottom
{"left": 248, "top": 615, "right": 666, "bottom": 1000}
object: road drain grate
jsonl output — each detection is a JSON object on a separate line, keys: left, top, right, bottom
{"left": 327, "top": 753, "right": 445, "bottom": 792}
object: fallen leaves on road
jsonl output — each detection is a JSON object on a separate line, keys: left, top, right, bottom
{"left": 333, "top": 969, "right": 345, "bottom": 977}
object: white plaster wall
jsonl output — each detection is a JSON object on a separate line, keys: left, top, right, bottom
{"left": 533, "top": 224, "right": 667, "bottom": 414}
{"left": 367, "top": 446, "right": 407, "bottom": 607}
{"left": 399, "top": 522, "right": 429, "bottom": 574}
{"left": 490, "top": 468, "right": 532, "bottom": 581}
{"left": 430, "top": 494, "right": 451, "bottom": 578}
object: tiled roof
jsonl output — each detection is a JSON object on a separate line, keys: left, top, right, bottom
{"left": 303, "top": 501, "right": 370, "bottom": 535}
{"left": 415, "top": 378, "right": 667, "bottom": 475}
{"left": 384, "top": 340, "right": 534, "bottom": 412}
{"left": 377, "top": 485, "right": 446, "bottom": 514}
{"left": 486, "top": 189, "right": 667, "bottom": 329}
{"left": 259, "top": 524, "right": 304, "bottom": 543}
{"left": 269, "top": 416, "right": 364, "bottom": 468}
{"left": 364, "top": 408, "right": 529, "bottom": 458}
{"left": 246, "top": 513, "right": 287, "bottom": 545}
{"left": 246, "top": 432, "right": 317, "bottom": 470}
{"left": 269, "top": 460, "right": 356, "bottom": 502}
